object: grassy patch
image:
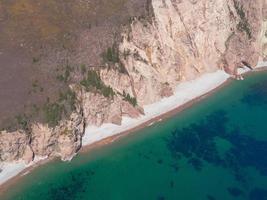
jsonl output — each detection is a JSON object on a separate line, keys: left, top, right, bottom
{"left": 15, "top": 114, "right": 29, "bottom": 131}
{"left": 101, "top": 45, "right": 128, "bottom": 74}
{"left": 56, "top": 65, "right": 73, "bottom": 83}
{"left": 32, "top": 57, "right": 39, "bottom": 63}
{"left": 43, "top": 88, "right": 77, "bottom": 127}
{"left": 43, "top": 102, "right": 64, "bottom": 127}
{"left": 59, "top": 89, "right": 76, "bottom": 111}
{"left": 80, "top": 64, "right": 86, "bottom": 74}
{"left": 122, "top": 91, "right": 137, "bottom": 107}
{"left": 102, "top": 45, "right": 120, "bottom": 63}
{"left": 80, "top": 70, "right": 115, "bottom": 98}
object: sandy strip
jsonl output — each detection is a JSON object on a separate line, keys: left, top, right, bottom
{"left": 0, "top": 156, "right": 47, "bottom": 187}
{"left": 82, "top": 70, "right": 230, "bottom": 146}
{"left": 80, "top": 64, "right": 267, "bottom": 152}
{"left": 0, "top": 163, "right": 26, "bottom": 186}
{"left": 1, "top": 63, "right": 266, "bottom": 189}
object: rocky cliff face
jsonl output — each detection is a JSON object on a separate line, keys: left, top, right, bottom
{"left": 0, "top": 0, "right": 266, "bottom": 164}
{"left": 0, "top": 105, "right": 84, "bottom": 162}
{"left": 117, "top": 0, "right": 264, "bottom": 104}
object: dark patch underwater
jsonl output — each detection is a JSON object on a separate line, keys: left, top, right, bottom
{"left": 167, "top": 109, "right": 267, "bottom": 198}
{"left": 242, "top": 79, "right": 267, "bottom": 106}
{"left": 2, "top": 71, "right": 267, "bottom": 200}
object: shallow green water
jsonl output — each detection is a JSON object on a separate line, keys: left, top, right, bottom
{"left": 2, "top": 71, "right": 267, "bottom": 200}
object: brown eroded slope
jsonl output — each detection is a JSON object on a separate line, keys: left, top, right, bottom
{"left": 0, "top": 0, "right": 267, "bottom": 163}
{"left": 0, "top": 0, "right": 149, "bottom": 130}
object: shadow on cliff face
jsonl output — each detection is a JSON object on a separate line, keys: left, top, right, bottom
{"left": 166, "top": 110, "right": 267, "bottom": 181}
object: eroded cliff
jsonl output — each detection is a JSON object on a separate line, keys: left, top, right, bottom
{"left": 1, "top": 0, "right": 267, "bottom": 164}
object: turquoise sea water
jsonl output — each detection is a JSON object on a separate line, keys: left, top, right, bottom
{"left": 1, "top": 71, "right": 267, "bottom": 200}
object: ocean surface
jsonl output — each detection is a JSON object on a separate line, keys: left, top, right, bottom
{"left": 2, "top": 70, "right": 267, "bottom": 200}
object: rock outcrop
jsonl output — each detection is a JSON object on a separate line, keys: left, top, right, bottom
{"left": 0, "top": 130, "right": 33, "bottom": 163}
{"left": 0, "top": 104, "right": 84, "bottom": 163}
{"left": 0, "top": 0, "right": 266, "bottom": 164}
{"left": 116, "top": 0, "right": 264, "bottom": 105}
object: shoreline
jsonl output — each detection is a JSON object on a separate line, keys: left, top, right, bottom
{"left": 81, "top": 70, "right": 230, "bottom": 146}
{"left": 0, "top": 65, "right": 266, "bottom": 192}
{"left": 80, "top": 64, "right": 267, "bottom": 153}
{"left": 80, "top": 73, "right": 231, "bottom": 153}
{"left": 70, "top": 63, "right": 267, "bottom": 153}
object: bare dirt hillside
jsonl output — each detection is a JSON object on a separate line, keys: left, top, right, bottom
{"left": 0, "top": 0, "right": 149, "bottom": 130}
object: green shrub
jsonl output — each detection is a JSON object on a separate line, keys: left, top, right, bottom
{"left": 80, "top": 70, "right": 102, "bottom": 89}
{"left": 42, "top": 88, "right": 77, "bottom": 127}
{"left": 15, "top": 114, "right": 29, "bottom": 131}
{"left": 102, "top": 45, "right": 119, "bottom": 63}
{"left": 102, "top": 46, "right": 129, "bottom": 74}
{"left": 56, "top": 74, "right": 65, "bottom": 82}
{"left": 80, "top": 64, "right": 86, "bottom": 74}
{"left": 43, "top": 102, "right": 63, "bottom": 127}
{"left": 59, "top": 89, "right": 76, "bottom": 111}
{"left": 32, "top": 57, "right": 39, "bottom": 63}
{"left": 122, "top": 91, "right": 137, "bottom": 107}
{"left": 237, "top": 21, "right": 251, "bottom": 39}
{"left": 234, "top": 0, "right": 252, "bottom": 39}
{"left": 56, "top": 65, "right": 72, "bottom": 83}
{"left": 80, "top": 70, "right": 115, "bottom": 98}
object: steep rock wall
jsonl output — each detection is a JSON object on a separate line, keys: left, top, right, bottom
{"left": 0, "top": 105, "right": 84, "bottom": 163}
{"left": 0, "top": 0, "right": 266, "bottom": 164}
{"left": 117, "top": 0, "right": 263, "bottom": 105}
